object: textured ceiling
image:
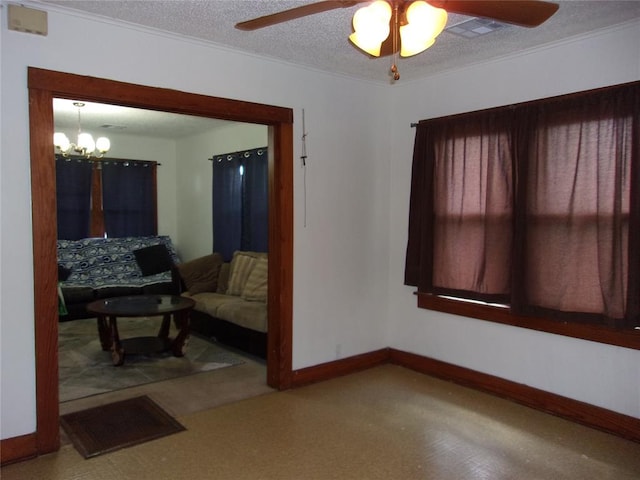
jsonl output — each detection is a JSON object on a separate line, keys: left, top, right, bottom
{"left": 53, "top": 98, "right": 229, "bottom": 140}
{"left": 40, "top": 1, "right": 640, "bottom": 84}
{"left": 45, "top": 1, "right": 640, "bottom": 137}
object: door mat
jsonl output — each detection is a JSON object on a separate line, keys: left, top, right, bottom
{"left": 60, "top": 395, "right": 185, "bottom": 458}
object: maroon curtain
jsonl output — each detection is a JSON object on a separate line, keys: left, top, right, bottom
{"left": 405, "top": 110, "right": 514, "bottom": 304}
{"left": 405, "top": 81, "right": 639, "bottom": 329}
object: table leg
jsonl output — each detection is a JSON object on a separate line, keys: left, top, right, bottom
{"left": 171, "top": 311, "right": 191, "bottom": 357}
{"left": 96, "top": 315, "right": 110, "bottom": 351}
{"left": 109, "top": 315, "right": 125, "bottom": 366}
{"left": 158, "top": 313, "right": 171, "bottom": 339}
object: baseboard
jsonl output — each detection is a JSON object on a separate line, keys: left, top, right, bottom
{"left": 291, "top": 348, "right": 389, "bottom": 387}
{"left": 291, "top": 347, "right": 640, "bottom": 443}
{"left": 1, "top": 433, "right": 37, "bottom": 466}
{"left": 391, "top": 349, "right": 640, "bottom": 443}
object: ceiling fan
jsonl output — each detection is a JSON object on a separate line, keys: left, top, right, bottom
{"left": 236, "top": 1, "right": 559, "bottom": 81}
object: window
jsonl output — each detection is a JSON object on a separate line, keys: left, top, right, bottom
{"left": 405, "top": 82, "right": 639, "bottom": 347}
{"left": 55, "top": 156, "right": 158, "bottom": 239}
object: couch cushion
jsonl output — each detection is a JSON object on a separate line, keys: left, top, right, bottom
{"left": 186, "top": 291, "right": 244, "bottom": 318}
{"left": 60, "top": 286, "right": 95, "bottom": 304}
{"left": 134, "top": 244, "right": 174, "bottom": 276}
{"left": 141, "top": 282, "right": 175, "bottom": 295}
{"left": 216, "top": 301, "right": 268, "bottom": 333}
{"left": 94, "top": 286, "right": 143, "bottom": 299}
{"left": 216, "top": 263, "right": 230, "bottom": 294}
{"left": 178, "top": 253, "right": 223, "bottom": 294}
{"left": 241, "top": 256, "right": 268, "bottom": 302}
{"left": 227, "top": 252, "right": 257, "bottom": 296}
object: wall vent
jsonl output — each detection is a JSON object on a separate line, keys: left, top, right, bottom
{"left": 446, "top": 17, "right": 507, "bottom": 39}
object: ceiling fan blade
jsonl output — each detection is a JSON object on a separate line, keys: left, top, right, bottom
{"left": 235, "top": 0, "right": 367, "bottom": 31}
{"left": 430, "top": 1, "right": 559, "bottom": 28}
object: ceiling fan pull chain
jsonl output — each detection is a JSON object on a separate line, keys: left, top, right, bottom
{"left": 390, "top": 2, "right": 400, "bottom": 81}
{"left": 391, "top": 62, "right": 399, "bottom": 81}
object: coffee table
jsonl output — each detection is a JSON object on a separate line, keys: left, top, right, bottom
{"left": 87, "top": 295, "right": 196, "bottom": 366}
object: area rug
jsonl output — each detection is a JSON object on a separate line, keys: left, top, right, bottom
{"left": 60, "top": 395, "right": 185, "bottom": 458}
{"left": 59, "top": 317, "right": 245, "bottom": 402}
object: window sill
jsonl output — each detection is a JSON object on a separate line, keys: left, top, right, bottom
{"left": 416, "top": 293, "right": 640, "bottom": 350}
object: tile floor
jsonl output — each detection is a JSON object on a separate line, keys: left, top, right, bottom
{"left": 3, "top": 365, "right": 640, "bottom": 480}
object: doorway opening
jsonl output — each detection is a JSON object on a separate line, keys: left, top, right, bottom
{"left": 54, "top": 100, "right": 271, "bottom": 408}
{"left": 28, "top": 67, "right": 293, "bottom": 456}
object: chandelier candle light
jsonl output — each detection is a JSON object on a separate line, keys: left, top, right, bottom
{"left": 54, "top": 102, "right": 111, "bottom": 158}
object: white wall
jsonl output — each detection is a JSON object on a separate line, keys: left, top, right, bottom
{"left": 175, "top": 122, "right": 268, "bottom": 262}
{"left": 387, "top": 21, "right": 640, "bottom": 418}
{"left": 0, "top": 1, "right": 390, "bottom": 439}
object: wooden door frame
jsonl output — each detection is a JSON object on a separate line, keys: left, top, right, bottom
{"left": 27, "top": 67, "right": 294, "bottom": 455}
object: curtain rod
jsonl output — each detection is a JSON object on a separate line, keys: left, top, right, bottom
{"left": 208, "top": 146, "right": 268, "bottom": 161}
{"left": 55, "top": 154, "right": 161, "bottom": 166}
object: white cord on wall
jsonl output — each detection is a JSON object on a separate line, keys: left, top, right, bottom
{"left": 301, "top": 108, "right": 308, "bottom": 228}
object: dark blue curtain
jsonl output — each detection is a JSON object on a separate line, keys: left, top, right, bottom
{"left": 242, "top": 148, "right": 269, "bottom": 252}
{"left": 55, "top": 155, "right": 93, "bottom": 240}
{"left": 212, "top": 154, "right": 243, "bottom": 261}
{"left": 101, "top": 160, "right": 156, "bottom": 238}
{"left": 212, "top": 147, "right": 268, "bottom": 261}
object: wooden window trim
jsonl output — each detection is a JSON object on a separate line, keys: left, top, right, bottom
{"left": 417, "top": 293, "right": 640, "bottom": 350}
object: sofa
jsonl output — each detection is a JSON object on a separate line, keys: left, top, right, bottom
{"left": 175, "top": 250, "right": 268, "bottom": 359}
{"left": 57, "top": 235, "right": 180, "bottom": 320}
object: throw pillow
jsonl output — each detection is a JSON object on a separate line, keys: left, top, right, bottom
{"left": 217, "top": 263, "right": 231, "bottom": 294}
{"left": 227, "top": 252, "right": 257, "bottom": 296}
{"left": 133, "top": 244, "right": 174, "bottom": 276}
{"left": 58, "top": 264, "right": 72, "bottom": 281}
{"left": 177, "top": 253, "right": 223, "bottom": 294}
{"left": 241, "top": 256, "right": 268, "bottom": 302}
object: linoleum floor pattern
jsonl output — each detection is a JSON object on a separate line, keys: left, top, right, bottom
{"left": 3, "top": 365, "right": 640, "bottom": 480}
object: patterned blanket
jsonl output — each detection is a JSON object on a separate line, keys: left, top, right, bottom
{"left": 58, "top": 236, "right": 180, "bottom": 289}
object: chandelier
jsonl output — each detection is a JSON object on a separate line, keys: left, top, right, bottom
{"left": 349, "top": 1, "right": 448, "bottom": 80}
{"left": 54, "top": 102, "right": 111, "bottom": 158}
